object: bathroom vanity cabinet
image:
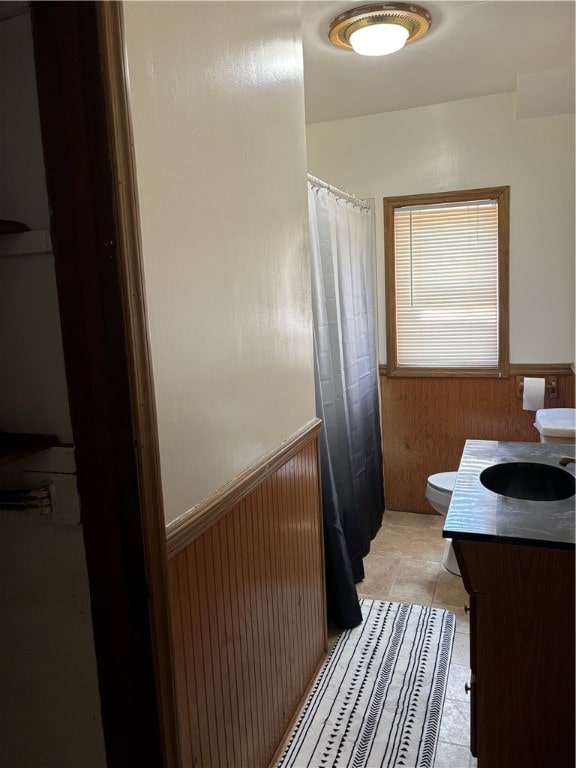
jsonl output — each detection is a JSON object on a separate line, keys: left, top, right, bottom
{"left": 453, "top": 538, "right": 574, "bottom": 768}
{"left": 444, "top": 440, "right": 575, "bottom": 768}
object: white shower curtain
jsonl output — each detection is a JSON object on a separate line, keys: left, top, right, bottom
{"left": 308, "top": 176, "right": 384, "bottom": 629}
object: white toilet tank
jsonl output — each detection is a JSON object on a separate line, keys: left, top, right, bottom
{"left": 535, "top": 408, "right": 576, "bottom": 444}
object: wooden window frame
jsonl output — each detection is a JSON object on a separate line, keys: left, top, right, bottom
{"left": 384, "top": 186, "right": 510, "bottom": 378}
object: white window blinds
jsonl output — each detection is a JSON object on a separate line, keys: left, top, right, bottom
{"left": 393, "top": 200, "right": 499, "bottom": 368}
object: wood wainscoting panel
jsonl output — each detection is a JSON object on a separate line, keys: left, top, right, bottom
{"left": 380, "top": 367, "right": 575, "bottom": 513}
{"left": 168, "top": 432, "right": 326, "bottom": 767}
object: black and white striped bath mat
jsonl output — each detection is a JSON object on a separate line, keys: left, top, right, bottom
{"left": 277, "top": 599, "right": 455, "bottom": 768}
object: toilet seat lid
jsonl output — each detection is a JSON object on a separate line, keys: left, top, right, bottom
{"left": 428, "top": 471, "right": 457, "bottom": 493}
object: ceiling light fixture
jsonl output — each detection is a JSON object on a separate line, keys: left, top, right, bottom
{"left": 329, "top": 3, "right": 431, "bottom": 57}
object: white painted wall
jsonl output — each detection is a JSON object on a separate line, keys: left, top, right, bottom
{"left": 0, "top": 9, "right": 72, "bottom": 442}
{"left": 306, "top": 92, "right": 575, "bottom": 364}
{"left": 0, "top": 11, "right": 105, "bottom": 767}
{"left": 123, "top": 2, "right": 316, "bottom": 525}
{"left": 0, "top": 8, "right": 49, "bottom": 231}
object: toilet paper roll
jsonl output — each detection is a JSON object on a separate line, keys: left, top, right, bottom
{"left": 522, "top": 377, "right": 546, "bottom": 411}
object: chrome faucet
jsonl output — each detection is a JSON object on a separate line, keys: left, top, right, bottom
{"left": 559, "top": 456, "right": 576, "bottom": 467}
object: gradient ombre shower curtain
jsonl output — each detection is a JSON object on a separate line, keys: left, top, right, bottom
{"left": 308, "top": 176, "right": 385, "bottom": 629}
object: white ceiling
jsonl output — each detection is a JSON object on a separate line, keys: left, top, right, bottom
{"left": 301, "top": 0, "right": 576, "bottom": 124}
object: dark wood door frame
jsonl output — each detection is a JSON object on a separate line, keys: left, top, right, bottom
{"left": 31, "top": 3, "right": 179, "bottom": 766}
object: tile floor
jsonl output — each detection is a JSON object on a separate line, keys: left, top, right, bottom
{"left": 350, "top": 509, "right": 478, "bottom": 768}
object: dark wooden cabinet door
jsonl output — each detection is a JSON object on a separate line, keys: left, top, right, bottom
{"left": 454, "top": 539, "right": 575, "bottom": 768}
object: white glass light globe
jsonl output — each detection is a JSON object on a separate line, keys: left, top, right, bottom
{"left": 349, "top": 23, "right": 410, "bottom": 56}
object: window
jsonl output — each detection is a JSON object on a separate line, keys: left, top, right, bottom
{"left": 384, "top": 186, "right": 509, "bottom": 377}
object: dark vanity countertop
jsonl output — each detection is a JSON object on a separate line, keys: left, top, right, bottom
{"left": 443, "top": 439, "right": 575, "bottom": 550}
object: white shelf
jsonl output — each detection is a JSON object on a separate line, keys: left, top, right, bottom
{"left": 0, "top": 229, "right": 52, "bottom": 257}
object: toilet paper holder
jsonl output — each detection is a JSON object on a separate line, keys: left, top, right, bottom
{"left": 516, "top": 376, "right": 557, "bottom": 399}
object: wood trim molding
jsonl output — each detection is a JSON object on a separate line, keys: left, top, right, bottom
{"left": 509, "top": 363, "right": 575, "bottom": 376}
{"left": 166, "top": 418, "right": 322, "bottom": 557}
{"left": 31, "top": 2, "right": 172, "bottom": 764}
{"left": 385, "top": 367, "right": 508, "bottom": 378}
{"left": 496, "top": 187, "right": 510, "bottom": 377}
{"left": 96, "top": 5, "right": 180, "bottom": 766}
{"left": 380, "top": 363, "right": 574, "bottom": 377}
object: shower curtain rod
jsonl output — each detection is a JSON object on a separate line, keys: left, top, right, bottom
{"left": 307, "top": 173, "right": 371, "bottom": 210}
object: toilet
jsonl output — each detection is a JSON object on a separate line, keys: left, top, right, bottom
{"left": 425, "top": 472, "right": 460, "bottom": 575}
{"left": 426, "top": 407, "right": 576, "bottom": 577}
{"left": 534, "top": 408, "right": 576, "bottom": 444}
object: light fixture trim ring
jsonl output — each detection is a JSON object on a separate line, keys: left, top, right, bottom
{"left": 329, "top": 2, "right": 432, "bottom": 52}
